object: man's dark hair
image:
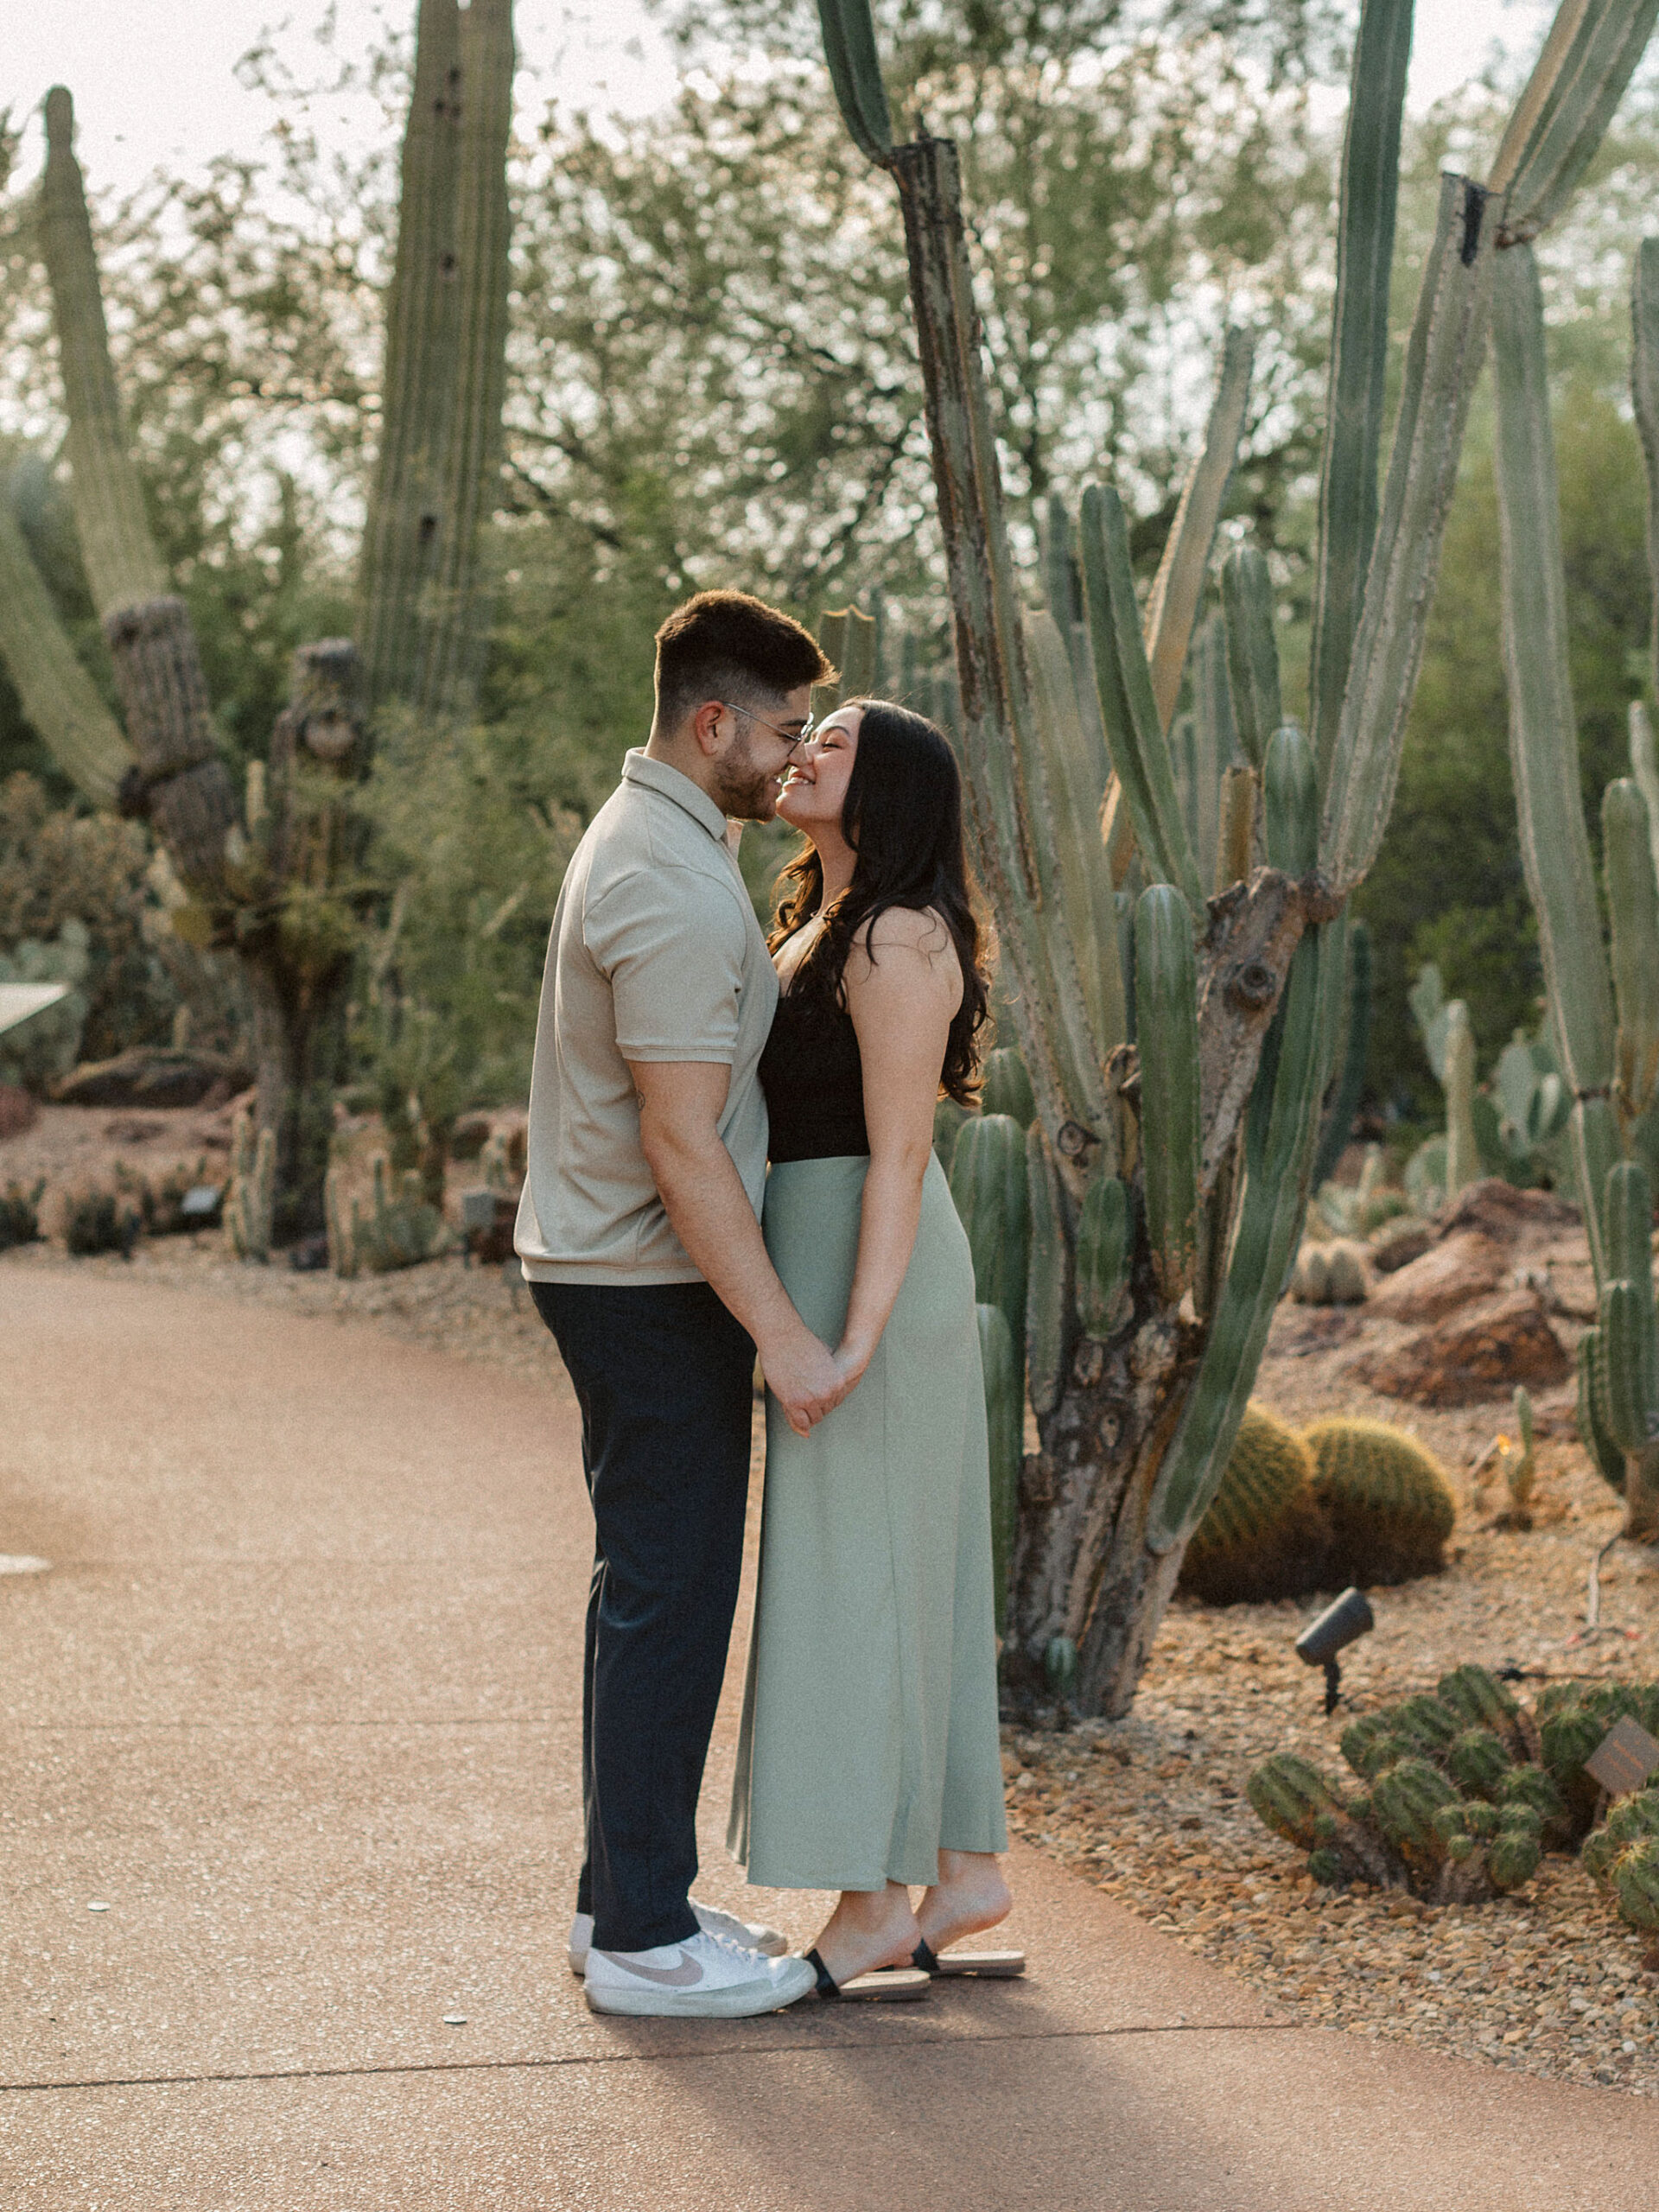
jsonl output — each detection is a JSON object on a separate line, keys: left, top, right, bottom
{"left": 653, "top": 590, "right": 834, "bottom": 734}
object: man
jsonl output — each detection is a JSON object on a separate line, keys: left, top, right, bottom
{"left": 516, "top": 590, "right": 849, "bottom": 2018}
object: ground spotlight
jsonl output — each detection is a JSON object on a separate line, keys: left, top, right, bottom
{"left": 1294, "top": 1587, "right": 1374, "bottom": 1714}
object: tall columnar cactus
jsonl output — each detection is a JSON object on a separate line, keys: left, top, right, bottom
{"left": 2, "top": 5, "right": 517, "bottom": 1240}
{"left": 1494, "top": 224, "right": 1659, "bottom": 1535}
{"left": 357, "top": 0, "right": 516, "bottom": 720}
{"left": 817, "top": 0, "right": 1643, "bottom": 1713}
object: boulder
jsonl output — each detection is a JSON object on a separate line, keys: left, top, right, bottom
{"left": 1370, "top": 1222, "right": 1434, "bottom": 1274}
{"left": 1369, "top": 1230, "right": 1509, "bottom": 1323}
{"left": 1435, "top": 1179, "right": 1577, "bottom": 1244}
{"left": 0, "top": 1082, "right": 38, "bottom": 1140}
{"left": 52, "top": 1047, "right": 251, "bottom": 1110}
{"left": 1361, "top": 1288, "right": 1571, "bottom": 1408}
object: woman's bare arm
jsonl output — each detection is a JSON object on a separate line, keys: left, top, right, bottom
{"left": 836, "top": 907, "right": 963, "bottom": 1382}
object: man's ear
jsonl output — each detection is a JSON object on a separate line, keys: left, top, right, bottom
{"left": 690, "top": 699, "right": 725, "bottom": 759}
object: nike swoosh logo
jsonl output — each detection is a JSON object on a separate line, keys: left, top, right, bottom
{"left": 598, "top": 1948, "right": 704, "bottom": 1987}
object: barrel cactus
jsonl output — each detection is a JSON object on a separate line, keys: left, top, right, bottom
{"left": 1247, "top": 1753, "right": 1348, "bottom": 1853}
{"left": 1178, "top": 1406, "right": 1330, "bottom": 1605}
{"left": 1582, "top": 1788, "right": 1659, "bottom": 1886}
{"left": 1610, "top": 1835, "right": 1659, "bottom": 1933}
{"left": 1303, "top": 1418, "right": 1456, "bottom": 1586}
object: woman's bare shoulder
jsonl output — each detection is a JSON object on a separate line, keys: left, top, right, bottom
{"left": 853, "top": 903, "right": 954, "bottom": 961}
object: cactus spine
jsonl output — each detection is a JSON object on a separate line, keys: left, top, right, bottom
{"left": 817, "top": 0, "right": 1638, "bottom": 1715}
{"left": 1496, "top": 218, "right": 1659, "bottom": 1535}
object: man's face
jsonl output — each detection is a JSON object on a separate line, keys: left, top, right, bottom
{"left": 709, "top": 687, "right": 813, "bottom": 822}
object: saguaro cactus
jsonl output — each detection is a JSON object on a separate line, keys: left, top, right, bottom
{"left": 1, "top": 4, "right": 517, "bottom": 1238}
{"left": 1494, "top": 226, "right": 1659, "bottom": 1535}
{"left": 817, "top": 0, "right": 1648, "bottom": 1713}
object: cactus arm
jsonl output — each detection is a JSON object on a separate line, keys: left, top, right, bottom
{"left": 1636, "top": 238, "right": 1659, "bottom": 702}
{"left": 1630, "top": 702, "right": 1659, "bottom": 892}
{"left": 1190, "top": 618, "right": 1235, "bottom": 891}
{"left": 36, "top": 86, "right": 236, "bottom": 893}
{"left": 1265, "top": 723, "right": 1319, "bottom": 877}
{"left": 356, "top": 0, "right": 463, "bottom": 710}
{"left": 1135, "top": 885, "right": 1203, "bottom": 1303}
{"left": 1490, "top": 0, "right": 1659, "bottom": 245}
{"left": 1312, "top": 918, "right": 1373, "bottom": 1191}
{"left": 1146, "top": 917, "right": 1345, "bottom": 1554}
{"left": 0, "top": 492, "right": 130, "bottom": 804}
{"left": 1491, "top": 239, "right": 1618, "bottom": 1103}
{"left": 1142, "top": 327, "right": 1255, "bottom": 733}
{"left": 1217, "top": 764, "right": 1257, "bottom": 893}
{"left": 1025, "top": 1122, "right": 1074, "bottom": 1416}
{"left": 1444, "top": 1000, "right": 1481, "bottom": 1197}
{"left": 819, "top": 605, "right": 878, "bottom": 704}
{"left": 38, "top": 88, "right": 168, "bottom": 613}
{"left": 1605, "top": 779, "right": 1659, "bottom": 1124}
{"left": 1075, "top": 1165, "right": 1132, "bottom": 1339}
{"left": 815, "top": 0, "right": 893, "bottom": 165}
{"left": 1219, "top": 546, "right": 1281, "bottom": 773}
{"left": 1306, "top": 0, "right": 1414, "bottom": 790}
{"left": 421, "top": 0, "right": 515, "bottom": 721}
{"left": 1079, "top": 482, "right": 1207, "bottom": 913}
{"left": 1027, "top": 609, "right": 1127, "bottom": 1063}
{"left": 1320, "top": 175, "right": 1496, "bottom": 893}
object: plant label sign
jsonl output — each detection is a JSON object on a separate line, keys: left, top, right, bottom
{"left": 1585, "top": 1716, "right": 1659, "bottom": 1799}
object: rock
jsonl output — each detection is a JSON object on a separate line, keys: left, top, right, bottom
{"left": 1436, "top": 1179, "right": 1577, "bottom": 1245}
{"left": 1369, "top": 1230, "right": 1509, "bottom": 1323}
{"left": 52, "top": 1047, "right": 251, "bottom": 1110}
{"left": 0, "top": 1082, "right": 39, "bottom": 1140}
{"left": 1370, "top": 1222, "right": 1433, "bottom": 1274}
{"left": 1361, "top": 1287, "right": 1571, "bottom": 1407}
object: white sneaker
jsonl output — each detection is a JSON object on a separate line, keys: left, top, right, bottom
{"left": 567, "top": 1899, "right": 788, "bottom": 1976}
{"left": 583, "top": 1929, "right": 817, "bottom": 2018}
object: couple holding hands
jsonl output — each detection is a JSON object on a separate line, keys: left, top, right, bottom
{"left": 516, "top": 589, "right": 1020, "bottom": 2016}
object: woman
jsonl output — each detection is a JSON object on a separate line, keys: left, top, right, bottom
{"left": 728, "top": 696, "right": 1018, "bottom": 1997}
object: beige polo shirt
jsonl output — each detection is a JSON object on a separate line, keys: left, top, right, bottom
{"left": 515, "top": 748, "right": 779, "bottom": 1285}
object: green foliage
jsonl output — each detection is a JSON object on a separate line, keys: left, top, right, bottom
{"left": 0, "top": 1177, "right": 44, "bottom": 1250}
{"left": 62, "top": 1182, "right": 141, "bottom": 1257}
{"left": 328, "top": 1151, "right": 448, "bottom": 1276}
{"left": 1302, "top": 1417, "right": 1456, "bottom": 1586}
{"left": 1177, "top": 1404, "right": 1330, "bottom": 1606}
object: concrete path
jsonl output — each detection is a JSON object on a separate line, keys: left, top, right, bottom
{"left": 1, "top": 1271, "right": 1655, "bottom": 2209}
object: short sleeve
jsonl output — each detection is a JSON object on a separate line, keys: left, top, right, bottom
{"left": 583, "top": 867, "right": 747, "bottom": 1064}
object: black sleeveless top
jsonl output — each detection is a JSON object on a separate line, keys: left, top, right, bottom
{"left": 760, "top": 970, "right": 870, "bottom": 1162}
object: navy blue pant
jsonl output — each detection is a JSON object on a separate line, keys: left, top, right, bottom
{"left": 531, "top": 1279, "right": 754, "bottom": 1952}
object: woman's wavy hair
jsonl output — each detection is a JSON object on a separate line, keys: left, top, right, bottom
{"left": 771, "top": 697, "right": 990, "bottom": 1105}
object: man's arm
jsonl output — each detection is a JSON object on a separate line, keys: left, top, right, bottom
{"left": 627, "top": 1058, "right": 850, "bottom": 1435}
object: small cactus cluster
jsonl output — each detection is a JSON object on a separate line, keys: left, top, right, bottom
{"left": 1252, "top": 1667, "right": 1659, "bottom": 1907}
{"left": 1179, "top": 1408, "right": 1455, "bottom": 1606}
{"left": 325, "top": 1154, "right": 447, "bottom": 1278}
{"left": 226, "top": 1103, "right": 275, "bottom": 1262}
{"left": 1290, "top": 1240, "right": 1368, "bottom": 1306}
{"left": 62, "top": 1182, "right": 142, "bottom": 1258}
{"left": 1249, "top": 1665, "right": 1557, "bottom": 1903}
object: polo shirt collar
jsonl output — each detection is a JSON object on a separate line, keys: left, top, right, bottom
{"left": 622, "top": 748, "right": 732, "bottom": 846}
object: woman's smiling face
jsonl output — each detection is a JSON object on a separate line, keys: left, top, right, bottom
{"left": 777, "top": 705, "right": 861, "bottom": 835}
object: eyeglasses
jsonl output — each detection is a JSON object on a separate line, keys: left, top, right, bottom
{"left": 720, "top": 702, "right": 816, "bottom": 747}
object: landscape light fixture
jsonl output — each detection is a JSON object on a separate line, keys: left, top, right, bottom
{"left": 1294, "top": 1588, "right": 1375, "bottom": 1715}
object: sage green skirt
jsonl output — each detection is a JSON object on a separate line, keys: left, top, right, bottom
{"left": 728, "top": 1153, "right": 1008, "bottom": 1891}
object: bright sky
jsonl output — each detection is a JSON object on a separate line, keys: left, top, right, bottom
{"left": 5, "top": 2, "right": 1560, "bottom": 199}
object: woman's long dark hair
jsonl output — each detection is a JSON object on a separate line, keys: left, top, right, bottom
{"left": 771, "top": 697, "right": 990, "bottom": 1105}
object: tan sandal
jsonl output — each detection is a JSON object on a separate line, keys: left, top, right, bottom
{"left": 912, "top": 1936, "right": 1026, "bottom": 1979}
{"left": 805, "top": 1947, "right": 931, "bottom": 2001}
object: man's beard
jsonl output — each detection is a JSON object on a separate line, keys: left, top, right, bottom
{"left": 710, "top": 730, "right": 779, "bottom": 822}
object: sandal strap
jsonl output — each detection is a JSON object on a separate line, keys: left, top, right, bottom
{"left": 805, "top": 1946, "right": 841, "bottom": 1999}
{"left": 911, "top": 1937, "right": 942, "bottom": 1976}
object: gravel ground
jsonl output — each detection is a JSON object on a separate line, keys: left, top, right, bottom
{"left": 5, "top": 1111, "right": 1659, "bottom": 2094}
